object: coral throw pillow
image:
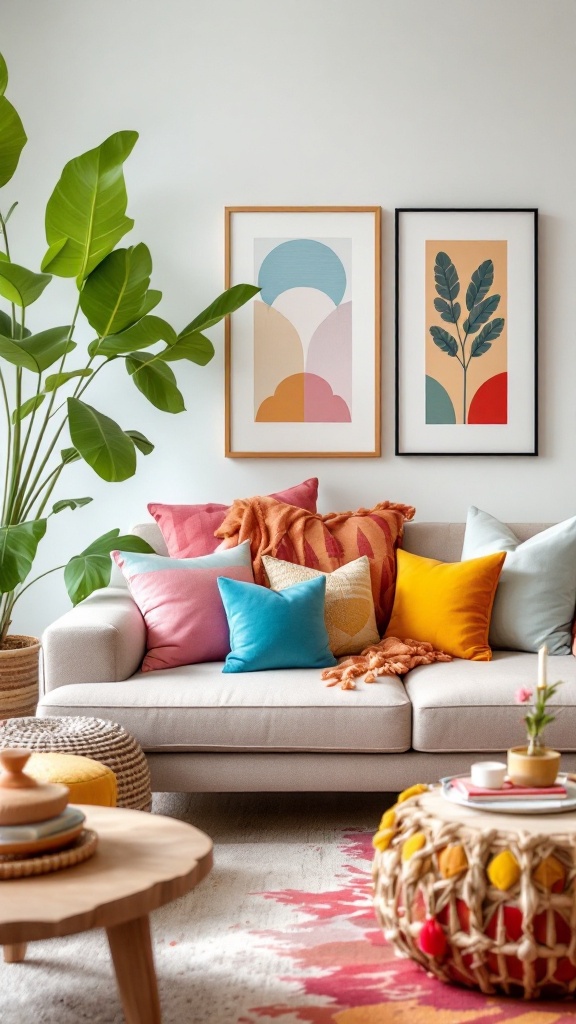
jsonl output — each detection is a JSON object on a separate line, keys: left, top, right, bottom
{"left": 112, "top": 542, "right": 254, "bottom": 671}
{"left": 215, "top": 495, "right": 415, "bottom": 633}
{"left": 217, "top": 574, "right": 336, "bottom": 673}
{"left": 148, "top": 477, "right": 318, "bottom": 558}
{"left": 263, "top": 554, "right": 379, "bottom": 657}
{"left": 385, "top": 548, "right": 506, "bottom": 661}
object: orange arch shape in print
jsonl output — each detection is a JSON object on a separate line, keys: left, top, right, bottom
{"left": 256, "top": 373, "right": 351, "bottom": 423}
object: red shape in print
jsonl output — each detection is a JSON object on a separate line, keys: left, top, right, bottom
{"left": 468, "top": 372, "right": 508, "bottom": 424}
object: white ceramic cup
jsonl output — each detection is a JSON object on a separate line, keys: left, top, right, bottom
{"left": 470, "top": 761, "right": 507, "bottom": 789}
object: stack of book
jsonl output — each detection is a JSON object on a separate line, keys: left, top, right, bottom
{"left": 452, "top": 776, "right": 567, "bottom": 805}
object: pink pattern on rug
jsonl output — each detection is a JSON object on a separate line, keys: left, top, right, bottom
{"left": 238, "top": 829, "right": 576, "bottom": 1024}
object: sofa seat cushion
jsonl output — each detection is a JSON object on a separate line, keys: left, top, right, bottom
{"left": 38, "top": 663, "right": 412, "bottom": 754}
{"left": 406, "top": 651, "right": 576, "bottom": 753}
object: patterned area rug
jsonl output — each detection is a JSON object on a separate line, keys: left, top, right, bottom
{"left": 2, "top": 791, "right": 576, "bottom": 1023}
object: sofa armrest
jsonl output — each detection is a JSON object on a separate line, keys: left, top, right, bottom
{"left": 42, "top": 588, "right": 146, "bottom": 692}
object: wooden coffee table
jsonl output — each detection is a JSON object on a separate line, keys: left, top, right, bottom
{"left": 0, "top": 805, "right": 213, "bottom": 1023}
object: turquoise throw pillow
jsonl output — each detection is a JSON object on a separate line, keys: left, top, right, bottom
{"left": 461, "top": 506, "right": 576, "bottom": 654}
{"left": 217, "top": 574, "right": 337, "bottom": 673}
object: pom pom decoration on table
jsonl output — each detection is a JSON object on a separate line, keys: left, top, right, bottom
{"left": 0, "top": 749, "right": 97, "bottom": 877}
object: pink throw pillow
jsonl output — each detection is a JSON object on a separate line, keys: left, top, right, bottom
{"left": 148, "top": 477, "right": 318, "bottom": 558}
{"left": 112, "top": 544, "right": 254, "bottom": 671}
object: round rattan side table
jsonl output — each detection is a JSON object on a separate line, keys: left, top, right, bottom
{"left": 373, "top": 787, "right": 576, "bottom": 999}
{"left": 0, "top": 716, "right": 151, "bottom": 812}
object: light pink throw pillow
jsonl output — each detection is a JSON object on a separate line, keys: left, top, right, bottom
{"left": 148, "top": 477, "right": 318, "bottom": 558}
{"left": 112, "top": 544, "right": 254, "bottom": 671}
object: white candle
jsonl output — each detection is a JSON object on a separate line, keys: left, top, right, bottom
{"left": 538, "top": 644, "right": 548, "bottom": 690}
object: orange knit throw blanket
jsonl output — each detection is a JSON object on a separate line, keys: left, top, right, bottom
{"left": 321, "top": 637, "right": 452, "bottom": 690}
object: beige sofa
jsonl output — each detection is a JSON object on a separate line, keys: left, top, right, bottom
{"left": 38, "top": 521, "right": 576, "bottom": 792}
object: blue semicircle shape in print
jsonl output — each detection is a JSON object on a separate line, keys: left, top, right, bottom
{"left": 258, "top": 239, "right": 347, "bottom": 307}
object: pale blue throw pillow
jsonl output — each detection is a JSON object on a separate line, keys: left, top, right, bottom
{"left": 461, "top": 506, "right": 576, "bottom": 654}
{"left": 217, "top": 574, "right": 337, "bottom": 673}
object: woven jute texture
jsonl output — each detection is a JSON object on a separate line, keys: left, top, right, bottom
{"left": 0, "top": 636, "right": 40, "bottom": 719}
{"left": 0, "top": 716, "right": 151, "bottom": 812}
{"left": 373, "top": 791, "right": 576, "bottom": 999}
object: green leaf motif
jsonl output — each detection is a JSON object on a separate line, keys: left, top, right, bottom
{"left": 429, "top": 325, "right": 458, "bottom": 357}
{"left": 12, "top": 394, "right": 45, "bottom": 423}
{"left": 466, "top": 259, "right": 494, "bottom": 312}
{"left": 433, "top": 297, "right": 461, "bottom": 325}
{"left": 91, "top": 315, "right": 177, "bottom": 357}
{"left": 52, "top": 497, "right": 93, "bottom": 514}
{"left": 0, "top": 520, "right": 47, "bottom": 594}
{"left": 181, "top": 284, "right": 261, "bottom": 335}
{"left": 434, "top": 252, "right": 460, "bottom": 303}
{"left": 125, "top": 429, "right": 154, "bottom": 455}
{"left": 0, "top": 80, "right": 27, "bottom": 187}
{"left": 64, "top": 529, "right": 153, "bottom": 605}
{"left": 44, "top": 368, "right": 92, "bottom": 393}
{"left": 67, "top": 397, "right": 137, "bottom": 482}
{"left": 470, "top": 317, "right": 505, "bottom": 358}
{"left": 161, "top": 331, "right": 214, "bottom": 365}
{"left": 60, "top": 446, "right": 81, "bottom": 465}
{"left": 42, "top": 130, "right": 138, "bottom": 281}
{"left": 126, "top": 351, "right": 185, "bottom": 413}
{"left": 0, "top": 262, "right": 51, "bottom": 308}
{"left": 0, "top": 334, "right": 39, "bottom": 371}
{"left": 80, "top": 243, "right": 153, "bottom": 336}
{"left": 463, "top": 294, "right": 501, "bottom": 335}
{"left": 19, "top": 327, "right": 75, "bottom": 371}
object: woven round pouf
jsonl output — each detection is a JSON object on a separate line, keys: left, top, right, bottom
{"left": 373, "top": 786, "right": 576, "bottom": 1000}
{"left": 0, "top": 717, "right": 151, "bottom": 812}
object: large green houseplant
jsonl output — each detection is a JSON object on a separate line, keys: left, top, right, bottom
{"left": 0, "top": 52, "right": 257, "bottom": 709}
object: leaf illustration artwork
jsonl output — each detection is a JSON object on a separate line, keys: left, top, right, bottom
{"left": 426, "top": 241, "right": 508, "bottom": 425}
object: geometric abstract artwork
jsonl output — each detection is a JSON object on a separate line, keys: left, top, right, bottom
{"left": 226, "top": 208, "right": 380, "bottom": 457}
{"left": 396, "top": 208, "right": 537, "bottom": 455}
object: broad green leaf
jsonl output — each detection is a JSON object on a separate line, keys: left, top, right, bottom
{"left": 64, "top": 529, "right": 153, "bottom": 605}
{"left": 0, "top": 334, "right": 39, "bottom": 371}
{"left": 67, "top": 397, "right": 137, "bottom": 482}
{"left": 19, "top": 327, "right": 75, "bottom": 371}
{"left": 0, "top": 519, "right": 46, "bottom": 593}
{"left": 0, "top": 93, "right": 26, "bottom": 187}
{"left": 470, "top": 317, "right": 505, "bottom": 357}
{"left": 12, "top": 394, "right": 45, "bottom": 423}
{"left": 90, "top": 314, "right": 177, "bottom": 357}
{"left": 466, "top": 260, "right": 494, "bottom": 312}
{"left": 60, "top": 446, "right": 81, "bottom": 465}
{"left": 137, "top": 288, "right": 162, "bottom": 318}
{"left": 181, "top": 283, "right": 260, "bottom": 335}
{"left": 52, "top": 497, "right": 93, "bottom": 514}
{"left": 433, "top": 297, "right": 461, "bottom": 325}
{"left": 0, "top": 262, "right": 51, "bottom": 308}
{"left": 126, "top": 351, "right": 185, "bottom": 412}
{"left": 44, "top": 368, "right": 92, "bottom": 392}
{"left": 125, "top": 429, "right": 154, "bottom": 455}
{"left": 0, "top": 310, "right": 12, "bottom": 336}
{"left": 429, "top": 325, "right": 458, "bottom": 357}
{"left": 80, "top": 243, "right": 153, "bottom": 335}
{"left": 0, "top": 54, "right": 7, "bottom": 96}
{"left": 434, "top": 252, "right": 460, "bottom": 303}
{"left": 463, "top": 294, "right": 501, "bottom": 335}
{"left": 160, "top": 330, "right": 214, "bottom": 366}
{"left": 42, "top": 130, "right": 138, "bottom": 281}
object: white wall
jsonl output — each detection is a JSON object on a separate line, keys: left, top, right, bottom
{"left": 2, "top": 0, "right": 575, "bottom": 636}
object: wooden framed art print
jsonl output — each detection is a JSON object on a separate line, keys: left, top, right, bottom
{"left": 225, "top": 206, "right": 381, "bottom": 457}
{"left": 395, "top": 208, "right": 538, "bottom": 456}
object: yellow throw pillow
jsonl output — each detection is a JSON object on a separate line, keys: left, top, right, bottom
{"left": 385, "top": 548, "right": 505, "bottom": 661}
{"left": 262, "top": 554, "right": 380, "bottom": 657}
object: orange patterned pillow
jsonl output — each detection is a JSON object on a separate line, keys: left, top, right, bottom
{"left": 215, "top": 496, "right": 415, "bottom": 633}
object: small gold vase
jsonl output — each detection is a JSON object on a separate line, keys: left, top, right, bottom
{"left": 507, "top": 746, "right": 561, "bottom": 787}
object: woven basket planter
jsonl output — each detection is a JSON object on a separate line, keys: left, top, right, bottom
{"left": 0, "top": 636, "right": 40, "bottom": 720}
{"left": 0, "top": 715, "right": 151, "bottom": 812}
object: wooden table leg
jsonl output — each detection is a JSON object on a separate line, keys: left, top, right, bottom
{"left": 3, "top": 943, "right": 27, "bottom": 963}
{"left": 106, "top": 915, "right": 162, "bottom": 1024}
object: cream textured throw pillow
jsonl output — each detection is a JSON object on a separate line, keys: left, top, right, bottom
{"left": 262, "top": 554, "right": 379, "bottom": 657}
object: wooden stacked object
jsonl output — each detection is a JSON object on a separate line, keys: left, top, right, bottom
{"left": 0, "top": 749, "right": 96, "bottom": 875}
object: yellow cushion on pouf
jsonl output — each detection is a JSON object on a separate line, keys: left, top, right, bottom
{"left": 25, "top": 752, "right": 118, "bottom": 807}
{"left": 385, "top": 548, "right": 506, "bottom": 661}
